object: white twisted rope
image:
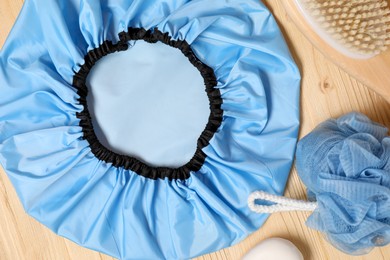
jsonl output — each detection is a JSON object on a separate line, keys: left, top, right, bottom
{"left": 248, "top": 191, "right": 318, "bottom": 213}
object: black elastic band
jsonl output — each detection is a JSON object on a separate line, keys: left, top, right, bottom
{"left": 73, "top": 27, "right": 223, "bottom": 180}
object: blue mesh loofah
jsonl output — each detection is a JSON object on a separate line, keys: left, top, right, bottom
{"left": 296, "top": 112, "right": 390, "bottom": 255}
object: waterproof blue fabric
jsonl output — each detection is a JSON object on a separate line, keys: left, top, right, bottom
{"left": 0, "top": 0, "right": 301, "bottom": 259}
{"left": 86, "top": 40, "right": 210, "bottom": 168}
{"left": 296, "top": 112, "right": 390, "bottom": 255}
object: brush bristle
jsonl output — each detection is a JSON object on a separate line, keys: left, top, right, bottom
{"left": 300, "top": 0, "right": 390, "bottom": 57}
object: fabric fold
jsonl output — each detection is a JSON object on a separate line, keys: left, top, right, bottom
{"left": 0, "top": 0, "right": 300, "bottom": 259}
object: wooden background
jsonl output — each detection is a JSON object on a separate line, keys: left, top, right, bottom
{"left": 1, "top": 1, "right": 390, "bottom": 259}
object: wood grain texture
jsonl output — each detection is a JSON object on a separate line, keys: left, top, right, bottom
{"left": 281, "top": 0, "right": 390, "bottom": 104}
{"left": 1, "top": 1, "right": 390, "bottom": 259}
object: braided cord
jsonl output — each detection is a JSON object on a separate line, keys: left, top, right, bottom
{"left": 248, "top": 191, "right": 317, "bottom": 213}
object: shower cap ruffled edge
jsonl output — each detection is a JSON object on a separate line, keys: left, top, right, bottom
{"left": 0, "top": 0, "right": 301, "bottom": 258}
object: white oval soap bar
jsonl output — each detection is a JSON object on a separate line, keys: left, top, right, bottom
{"left": 241, "top": 238, "right": 304, "bottom": 260}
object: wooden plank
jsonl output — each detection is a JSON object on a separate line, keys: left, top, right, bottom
{"left": 281, "top": 0, "right": 390, "bottom": 103}
{"left": 1, "top": 1, "right": 390, "bottom": 259}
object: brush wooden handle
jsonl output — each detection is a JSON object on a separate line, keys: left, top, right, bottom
{"left": 282, "top": 0, "right": 390, "bottom": 103}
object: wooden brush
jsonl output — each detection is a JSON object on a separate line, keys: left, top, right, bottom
{"left": 282, "top": 0, "right": 390, "bottom": 103}
{"left": 294, "top": 0, "right": 390, "bottom": 59}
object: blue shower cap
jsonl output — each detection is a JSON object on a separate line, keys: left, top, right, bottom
{"left": 0, "top": 0, "right": 300, "bottom": 259}
{"left": 296, "top": 112, "right": 390, "bottom": 255}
